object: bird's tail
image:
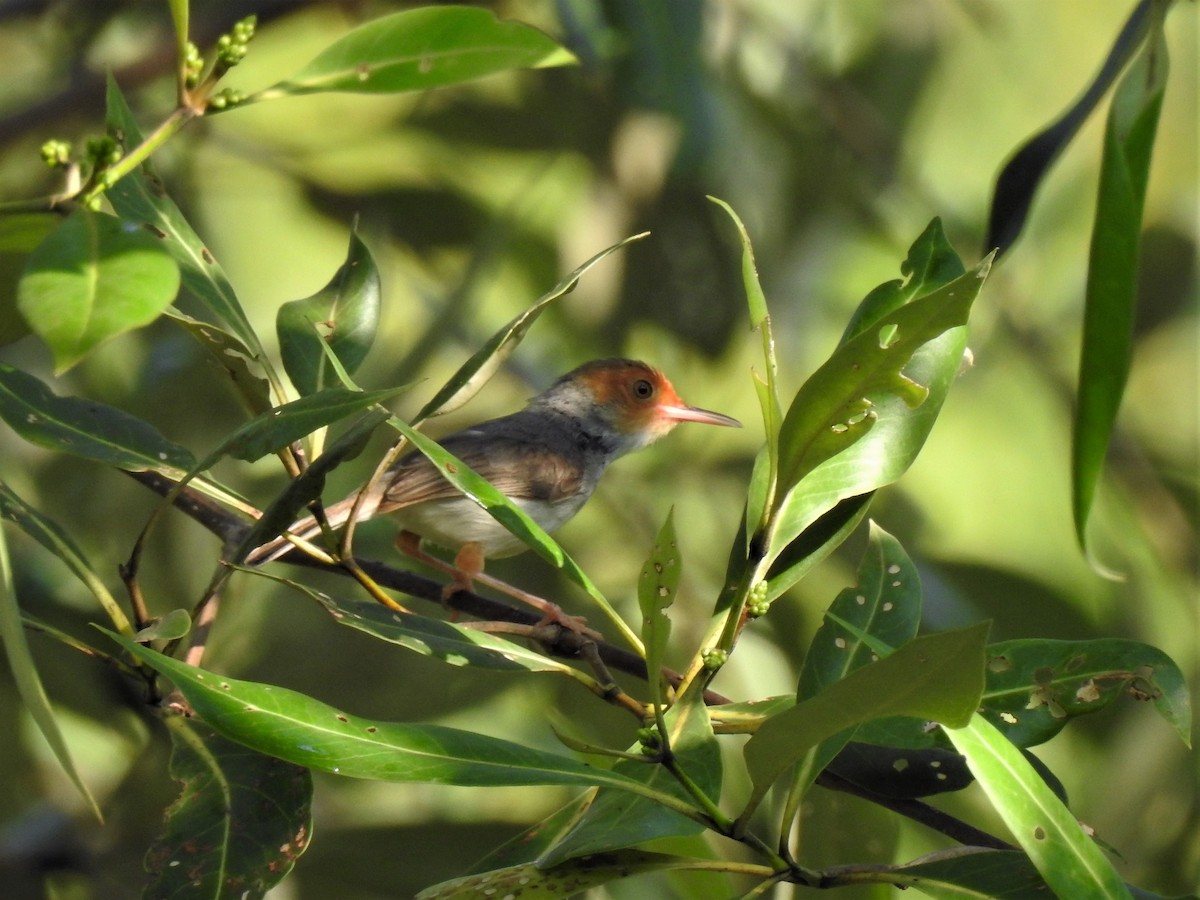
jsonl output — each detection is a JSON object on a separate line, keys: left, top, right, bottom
{"left": 244, "top": 489, "right": 385, "bottom": 565}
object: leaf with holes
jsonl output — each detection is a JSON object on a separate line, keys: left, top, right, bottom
{"left": 145, "top": 718, "right": 312, "bottom": 898}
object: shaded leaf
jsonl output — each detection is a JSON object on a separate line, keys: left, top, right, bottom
{"left": 278, "top": 230, "right": 380, "bottom": 397}
{"left": 288, "top": 581, "right": 577, "bottom": 675}
{"left": 1073, "top": 5, "right": 1170, "bottom": 567}
{"left": 0, "top": 480, "right": 134, "bottom": 636}
{"left": 0, "top": 363, "right": 196, "bottom": 477}
{"left": 145, "top": 718, "right": 312, "bottom": 899}
{"left": 17, "top": 209, "right": 179, "bottom": 372}
{"left": 259, "top": 6, "right": 575, "bottom": 100}
{"left": 419, "top": 850, "right": 727, "bottom": 900}
{"left": 538, "top": 690, "right": 719, "bottom": 866}
{"left": 215, "top": 386, "right": 409, "bottom": 465}
{"left": 984, "top": 1, "right": 1156, "bottom": 257}
{"left": 0, "top": 523, "right": 102, "bottom": 821}
{"left": 852, "top": 848, "right": 1051, "bottom": 899}
{"left": 167, "top": 310, "right": 272, "bottom": 415}
{"left": 742, "top": 623, "right": 988, "bottom": 812}
{"left": 945, "top": 714, "right": 1132, "bottom": 899}
{"left": 105, "top": 632, "right": 667, "bottom": 799}
{"left": 133, "top": 608, "right": 191, "bottom": 643}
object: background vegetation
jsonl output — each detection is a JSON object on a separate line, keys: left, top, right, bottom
{"left": 0, "top": 1, "right": 1194, "bottom": 897}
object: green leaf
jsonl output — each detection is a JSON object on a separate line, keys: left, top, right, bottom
{"left": 133, "top": 608, "right": 191, "bottom": 642}
{"left": 0, "top": 480, "right": 134, "bottom": 636}
{"left": 538, "top": 690, "right": 719, "bottom": 866}
{"left": 104, "top": 631, "right": 668, "bottom": 799}
{"left": 0, "top": 363, "right": 197, "bottom": 477}
{"left": 850, "top": 848, "right": 1051, "bottom": 898}
{"left": 0, "top": 523, "right": 103, "bottom": 821}
{"left": 106, "top": 76, "right": 274, "bottom": 405}
{"left": 278, "top": 231, "right": 380, "bottom": 397}
{"left": 1073, "top": 6, "right": 1169, "bottom": 568}
{"left": 166, "top": 310, "right": 272, "bottom": 415}
{"left": 145, "top": 718, "right": 312, "bottom": 899}
{"left": 945, "top": 714, "right": 1132, "bottom": 900}
{"left": 766, "top": 248, "right": 987, "bottom": 596}
{"left": 786, "top": 523, "right": 925, "bottom": 799}
{"left": 419, "top": 850, "right": 729, "bottom": 900}
{"left": 981, "top": 637, "right": 1191, "bottom": 748}
{"left": 282, "top": 581, "right": 577, "bottom": 675}
{"left": 258, "top": 6, "right": 576, "bottom": 100}
{"left": 742, "top": 623, "right": 988, "bottom": 815}
{"left": 638, "top": 509, "right": 680, "bottom": 702}
{"left": 214, "top": 386, "right": 410, "bottom": 465}
{"left": 0, "top": 212, "right": 59, "bottom": 345}
{"left": 412, "top": 232, "right": 647, "bottom": 422}
{"left": 17, "top": 209, "right": 180, "bottom": 372}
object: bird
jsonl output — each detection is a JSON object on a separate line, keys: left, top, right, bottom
{"left": 251, "top": 358, "right": 740, "bottom": 633}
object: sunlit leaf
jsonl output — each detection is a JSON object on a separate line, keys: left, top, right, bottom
{"left": 257, "top": 6, "right": 576, "bottom": 100}
{"left": 638, "top": 509, "right": 679, "bottom": 701}
{"left": 145, "top": 718, "right": 312, "bottom": 898}
{"left": 1073, "top": 6, "right": 1169, "bottom": 569}
{"left": 133, "top": 608, "right": 191, "bottom": 642}
{"left": 105, "top": 632, "right": 669, "bottom": 799}
{"left": 945, "top": 714, "right": 1132, "bottom": 900}
{"left": 278, "top": 230, "right": 380, "bottom": 397}
{"left": 742, "top": 623, "right": 988, "bottom": 815}
{"left": 17, "top": 209, "right": 179, "bottom": 372}
{"left": 0, "top": 212, "right": 59, "bottom": 345}
{"left": 0, "top": 363, "right": 196, "bottom": 477}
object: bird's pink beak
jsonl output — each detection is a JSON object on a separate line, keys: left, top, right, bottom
{"left": 658, "top": 404, "right": 742, "bottom": 428}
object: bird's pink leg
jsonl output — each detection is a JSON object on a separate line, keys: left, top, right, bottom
{"left": 395, "top": 532, "right": 599, "bottom": 640}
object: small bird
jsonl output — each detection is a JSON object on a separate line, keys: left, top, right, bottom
{"left": 254, "top": 358, "right": 740, "bottom": 631}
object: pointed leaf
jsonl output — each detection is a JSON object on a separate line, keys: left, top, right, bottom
{"left": 0, "top": 480, "right": 134, "bottom": 636}
{"left": 103, "top": 632, "right": 667, "bottom": 799}
{"left": 981, "top": 637, "right": 1191, "bottom": 748}
{"left": 0, "top": 363, "right": 196, "bottom": 477}
{"left": 278, "top": 231, "right": 380, "bottom": 397}
{"left": 166, "top": 310, "right": 272, "bottom": 414}
{"left": 216, "top": 386, "right": 409, "bottom": 465}
{"left": 638, "top": 509, "right": 679, "bottom": 698}
{"left": 419, "top": 850, "right": 725, "bottom": 900}
{"left": 258, "top": 6, "right": 575, "bottom": 100}
{"left": 946, "top": 714, "right": 1132, "bottom": 900}
{"left": 17, "top": 209, "right": 179, "bottom": 372}
{"left": 145, "top": 718, "right": 312, "bottom": 899}
{"left": 1073, "top": 9, "right": 1169, "bottom": 566}
{"left": 0, "top": 212, "right": 59, "bottom": 345}
{"left": 106, "top": 76, "right": 273, "bottom": 405}
{"left": 413, "top": 232, "right": 647, "bottom": 422}
{"left": 539, "top": 690, "right": 719, "bottom": 866}
{"left": 0, "top": 525, "right": 103, "bottom": 820}
{"left": 743, "top": 623, "right": 988, "bottom": 809}
{"left": 286, "top": 582, "right": 577, "bottom": 675}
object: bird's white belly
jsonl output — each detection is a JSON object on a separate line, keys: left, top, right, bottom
{"left": 392, "top": 494, "right": 587, "bottom": 558}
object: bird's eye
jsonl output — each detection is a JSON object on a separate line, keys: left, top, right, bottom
{"left": 632, "top": 378, "right": 654, "bottom": 399}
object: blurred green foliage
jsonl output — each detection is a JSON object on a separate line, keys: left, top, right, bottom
{"left": 0, "top": 1, "right": 1195, "bottom": 897}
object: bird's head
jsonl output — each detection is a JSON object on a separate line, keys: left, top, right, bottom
{"left": 542, "top": 358, "right": 741, "bottom": 454}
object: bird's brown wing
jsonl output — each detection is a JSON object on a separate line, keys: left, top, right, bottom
{"left": 378, "top": 428, "right": 586, "bottom": 512}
